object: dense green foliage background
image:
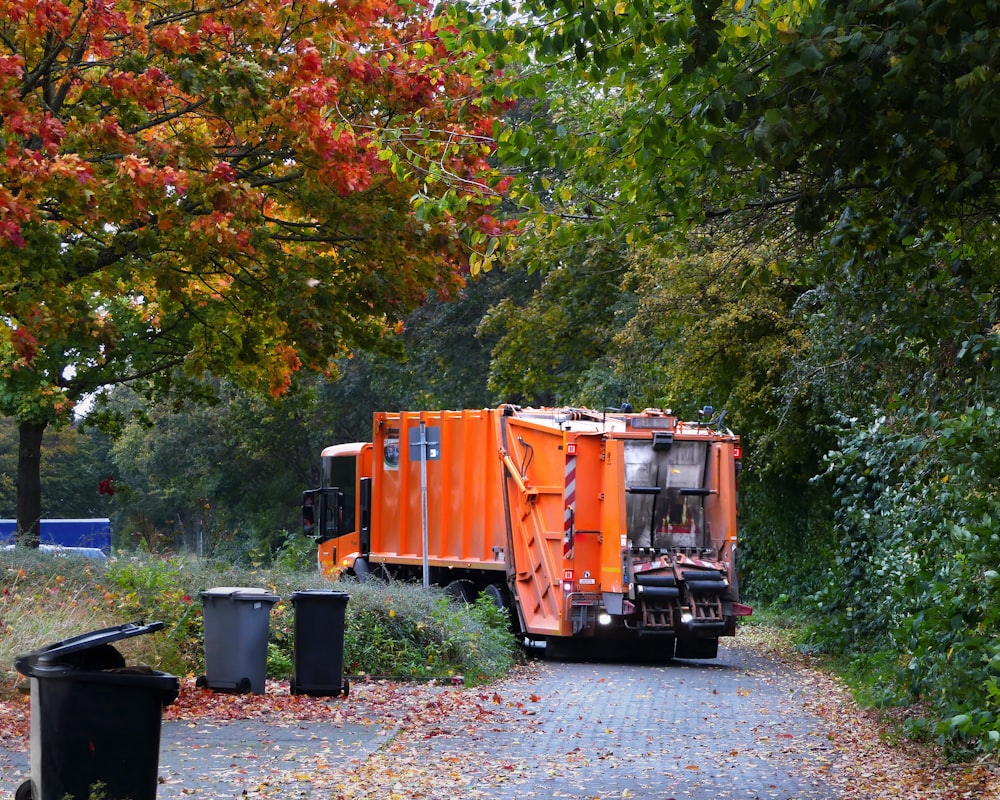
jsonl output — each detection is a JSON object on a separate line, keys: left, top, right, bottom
{"left": 442, "top": 0, "right": 1000, "bottom": 754}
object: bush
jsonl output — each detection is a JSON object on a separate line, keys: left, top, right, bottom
{"left": 336, "top": 579, "right": 519, "bottom": 685}
{"left": 0, "top": 550, "right": 520, "bottom": 698}
{"left": 809, "top": 405, "right": 1000, "bottom": 753}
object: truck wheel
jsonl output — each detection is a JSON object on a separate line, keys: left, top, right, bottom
{"left": 15, "top": 779, "right": 32, "bottom": 800}
{"left": 483, "top": 583, "right": 507, "bottom": 610}
{"left": 353, "top": 557, "right": 370, "bottom": 583}
{"left": 544, "top": 637, "right": 573, "bottom": 661}
{"left": 446, "top": 580, "right": 475, "bottom": 604}
{"left": 483, "top": 583, "right": 523, "bottom": 634}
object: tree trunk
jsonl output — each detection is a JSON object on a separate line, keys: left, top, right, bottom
{"left": 16, "top": 419, "right": 46, "bottom": 548}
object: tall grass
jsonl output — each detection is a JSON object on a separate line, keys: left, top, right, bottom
{"left": 0, "top": 553, "right": 117, "bottom": 693}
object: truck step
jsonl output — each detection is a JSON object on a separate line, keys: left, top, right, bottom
{"left": 639, "top": 601, "right": 675, "bottom": 632}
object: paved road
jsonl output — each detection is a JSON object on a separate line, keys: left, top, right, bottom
{"left": 0, "top": 640, "right": 843, "bottom": 800}
{"left": 465, "top": 648, "right": 840, "bottom": 800}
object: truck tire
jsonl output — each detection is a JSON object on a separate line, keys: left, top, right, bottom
{"left": 446, "top": 580, "right": 475, "bottom": 604}
{"left": 544, "top": 637, "right": 580, "bottom": 661}
{"left": 483, "top": 583, "right": 508, "bottom": 610}
{"left": 353, "top": 557, "right": 370, "bottom": 583}
{"left": 483, "top": 583, "right": 523, "bottom": 635}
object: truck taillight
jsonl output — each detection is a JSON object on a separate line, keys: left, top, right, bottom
{"left": 733, "top": 445, "right": 742, "bottom": 460}
{"left": 563, "top": 569, "right": 574, "bottom": 592}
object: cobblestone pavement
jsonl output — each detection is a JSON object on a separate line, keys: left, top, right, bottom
{"left": 1, "top": 639, "right": 843, "bottom": 800}
{"left": 445, "top": 645, "right": 840, "bottom": 800}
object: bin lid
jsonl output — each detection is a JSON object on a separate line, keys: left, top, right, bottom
{"left": 290, "top": 589, "right": 349, "bottom": 601}
{"left": 202, "top": 586, "right": 279, "bottom": 602}
{"left": 15, "top": 621, "right": 165, "bottom": 670}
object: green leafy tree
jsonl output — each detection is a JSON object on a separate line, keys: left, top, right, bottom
{"left": 453, "top": 0, "right": 1000, "bottom": 739}
{"left": 452, "top": 0, "right": 1000, "bottom": 409}
{"left": 313, "top": 265, "right": 522, "bottom": 445}
{"left": 0, "top": 416, "right": 115, "bottom": 521}
{"left": 108, "top": 383, "right": 313, "bottom": 556}
{"left": 477, "top": 241, "right": 629, "bottom": 405}
{"left": 609, "top": 238, "right": 811, "bottom": 456}
{"left": 0, "top": 0, "right": 504, "bottom": 544}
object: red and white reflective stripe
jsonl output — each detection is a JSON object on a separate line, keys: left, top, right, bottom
{"left": 563, "top": 453, "right": 576, "bottom": 560}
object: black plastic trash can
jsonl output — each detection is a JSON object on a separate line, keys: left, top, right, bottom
{"left": 197, "top": 586, "right": 278, "bottom": 694}
{"left": 13, "top": 621, "right": 179, "bottom": 800}
{"left": 289, "top": 589, "right": 350, "bottom": 697}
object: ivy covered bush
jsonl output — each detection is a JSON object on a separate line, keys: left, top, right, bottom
{"left": 810, "top": 405, "right": 1000, "bottom": 752}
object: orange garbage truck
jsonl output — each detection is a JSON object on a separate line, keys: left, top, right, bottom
{"left": 302, "top": 405, "right": 750, "bottom": 659}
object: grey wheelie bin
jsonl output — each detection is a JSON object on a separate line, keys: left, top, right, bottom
{"left": 289, "top": 589, "right": 349, "bottom": 697}
{"left": 197, "top": 586, "right": 278, "bottom": 694}
{"left": 13, "top": 621, "right": 179, "bottom": 800}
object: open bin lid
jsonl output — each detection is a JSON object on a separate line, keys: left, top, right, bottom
{"left": 14, "top": 621, "right": 166, "bottom": 676}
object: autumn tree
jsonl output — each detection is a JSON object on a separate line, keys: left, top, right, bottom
{"left": 0, "top": 0, "right": 504, "bottom": 544}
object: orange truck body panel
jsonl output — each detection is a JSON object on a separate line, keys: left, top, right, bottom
{"left": 306, "top": 406, "right": 748, "bottom": 657}
{"left": 370, "top": 410, "right": 508, "bottom": 570}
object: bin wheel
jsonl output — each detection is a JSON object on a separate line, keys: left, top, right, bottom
{"left": 236, "top": 677, "right": 253, "bottom": 694}
{"left": 289, "top": 678, "right": 298, "bottom": 696}
{"left": 195, "top": 675, "right": 207, "bottom": 688}
{"left": 343, "top": 677, "right": 350, "bottom": 698}
{"left": 15, "top": 779, "right": 33, "bottom": 800}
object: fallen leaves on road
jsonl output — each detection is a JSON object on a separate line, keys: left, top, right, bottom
{"left": 0, "top": 691, "right": 26, "bottom": 748}
{"left": 157, "top": 672, "right": 543, "bottom": 800}
{"left": 738, "top": 625, "right": 1000, "bottom": 800}
{"left": 2, "top": 634, "right": 999, "bottom": 799}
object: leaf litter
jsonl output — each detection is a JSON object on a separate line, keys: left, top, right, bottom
{"left": 0, "top": 632, "right": 997, "bottom": 799}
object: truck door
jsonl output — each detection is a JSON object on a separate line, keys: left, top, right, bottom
{"left": 305, "top": 450, "right": 370, "bottom": 576}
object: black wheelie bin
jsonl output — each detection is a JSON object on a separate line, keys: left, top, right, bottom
{"left": 13, "top": 621, "right": 179, "bottom": 800}
{"left": 289, "top": 589, "right": 349, "bottom": 697}
{"left": 197, "top": 586, "right": 278, "bottom": 694}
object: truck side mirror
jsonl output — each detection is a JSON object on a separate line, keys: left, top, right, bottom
{"left": 301, "top": 490, "right": 318, "bottom": 538}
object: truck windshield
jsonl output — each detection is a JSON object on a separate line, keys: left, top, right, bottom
{"left": 623, "top": 440, "right": 708, "bottom": 550}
